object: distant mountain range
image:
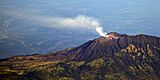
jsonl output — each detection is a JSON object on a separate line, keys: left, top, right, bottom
{"left": 0, "top": 32, "right": 160, "bottom": 80}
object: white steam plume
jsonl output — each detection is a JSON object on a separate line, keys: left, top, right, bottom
{"left": 7, "top": 10, "right": 107, "bottom": 36}
{"left": 57, "top": 15, "right": 107, "bottom": 36}
{"left": 95, "top": 27, "right": 107, "bottom": 37}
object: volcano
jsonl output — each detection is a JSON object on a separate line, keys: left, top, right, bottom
{"left": 0, "top": 32, "right": 160, "bottom": 80}
{"left": 67, "top": 32, "right": 160, "bottom": 61}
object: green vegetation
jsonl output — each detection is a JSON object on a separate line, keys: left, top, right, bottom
{"left": 87, "top": 58, "right": 104, "bottom": 68}
{"left": 0, "top": 44, "right": 160, "bottom": 80}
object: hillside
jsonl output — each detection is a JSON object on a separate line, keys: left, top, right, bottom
{"left": 0, "top": 32, "right": 160, "bottom": 80}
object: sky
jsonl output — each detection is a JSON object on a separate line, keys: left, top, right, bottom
{"left": 0, "top": 0, "right": 160, "bottom": 58}
{"left": 1, "top": 0, "right": 160, "bottom": 35}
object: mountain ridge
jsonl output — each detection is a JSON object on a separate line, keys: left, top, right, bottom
{"left": 66, "top": 32, "right": 160, "bottom": 61}
{"left": 0, "top": 32, "right": 160, "bottom": 80}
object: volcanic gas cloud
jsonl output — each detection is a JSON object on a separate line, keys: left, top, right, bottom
{"left": 53, "top": 15, "right": 108, "bottom": 37}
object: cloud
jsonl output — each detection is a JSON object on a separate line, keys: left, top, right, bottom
{"left": 3, "top": 19, "right": 12, "bottom": 28}
{"left": 6, "top": 10, "right": 107, "bottom": 36}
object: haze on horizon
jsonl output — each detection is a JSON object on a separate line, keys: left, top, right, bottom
{"left": 0, "top": 0, "right": 160, "bottom": 58}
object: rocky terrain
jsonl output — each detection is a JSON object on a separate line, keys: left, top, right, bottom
{"left": 0, "top": 32, "right": 160, "bottom": 80}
